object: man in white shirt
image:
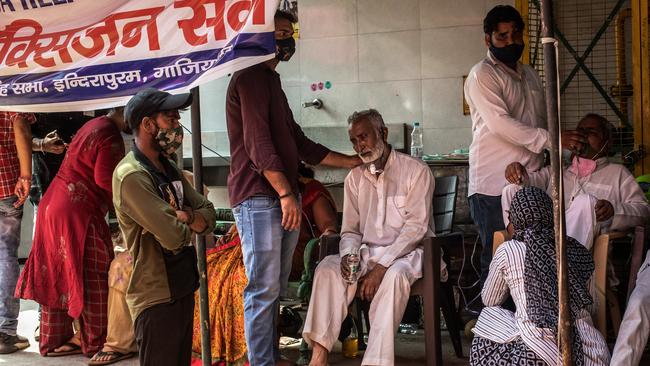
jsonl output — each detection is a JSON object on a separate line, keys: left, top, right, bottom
{"left": 303, "top": 109, "right": 436, "bottom": 366}
{"left": 501, "top": 113, "right": 650, "bottom": 249}
{"left": 464, "top": 5, "right": 583, "bottom": 285}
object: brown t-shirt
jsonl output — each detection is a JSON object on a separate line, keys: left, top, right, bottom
{"left": 226, "top": 63, "right": 329, "bottom": 207}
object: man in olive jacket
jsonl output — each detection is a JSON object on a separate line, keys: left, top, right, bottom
{"left": 112, "top": 88, "right": 216, "bottom": 366}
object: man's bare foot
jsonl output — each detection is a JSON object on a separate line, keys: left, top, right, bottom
{"left": 45, "top": 333, "right": 82, "bottom": 357}
{"left": 89, "top": 350, "right": 136, "bottom": 365}
{"left": 53, "top": 334, "right": 81, "bottom": 353}
{"left": 308, "top": 342, "right": 328, "bottom": 366}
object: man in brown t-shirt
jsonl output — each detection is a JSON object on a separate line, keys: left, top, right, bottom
{"left": 226, "top": 10, "right": 360, "bottom": 366}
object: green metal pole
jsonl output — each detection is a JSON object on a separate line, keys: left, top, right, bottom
{"left": 558, "top": 0, "right": 627, "bottom": 93}
{"left": 532, "top": 0, "right": 628, "bottom": 124}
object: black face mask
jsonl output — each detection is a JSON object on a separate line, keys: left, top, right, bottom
{"left": 276, "top": 37, "right": 296, "bottom": 62}
{"left": 490, "top": 42, "right": 525, "bottom": 64}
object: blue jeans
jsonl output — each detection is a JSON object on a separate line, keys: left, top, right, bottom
{"left": 233, "top": 196, "right": 300, "bottom": 366}
{"left": 0, "top": 196, "right": 23, "bottom": 336}
{"left": 468, "top": 194, "right": 505, "bottom": 289}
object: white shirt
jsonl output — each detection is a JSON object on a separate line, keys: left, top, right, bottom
{"left": 339, "top": 150, "right": 435, "bottom": 276}
{"left": 464, "top": 51, "right": 550, "bottom": 196}
{"left": 504, "top": 158, "right": 650, "bottom": 231}
{"left": 474, "top": 240, "right": 610, "bottom": 365}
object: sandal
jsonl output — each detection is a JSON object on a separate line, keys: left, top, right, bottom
{"left": 88, "top": 350, "right": 136, "bottom": 366}
{"left": 46, "top": 342, "right": 82, "bottom": 357}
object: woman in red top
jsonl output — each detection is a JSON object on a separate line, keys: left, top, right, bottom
{"left": 16, "top": 108, "right": 129, "bottom": 357}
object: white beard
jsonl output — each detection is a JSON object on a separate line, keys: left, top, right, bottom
{"left": 358, "top": 141, "right": 385, "bottom": 163}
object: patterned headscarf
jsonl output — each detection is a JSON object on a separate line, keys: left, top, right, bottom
{"left": 509, "top": 186, "right": 594, "bottom": 366}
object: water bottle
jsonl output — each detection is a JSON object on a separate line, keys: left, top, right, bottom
{"left": 410, "top": 121, "right": 423, "bottom": 159}
{"left": 344, "top": 250, "right": 360, "bottom": 284}
{"left": 342, "top": 318, "right": 359, "bottom": 358}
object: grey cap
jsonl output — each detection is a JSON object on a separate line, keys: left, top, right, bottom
{"left": 124, "top": 88, "right": 193, "bottom": 131}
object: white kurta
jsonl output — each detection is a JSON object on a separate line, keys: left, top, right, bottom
{"left": 501, "top": 158, "right": 650, "bottom": 248}
{"left": 611, "top": 250, "right": 650, "bottom": 366}
{"left": 303, "top": 150, "right": 436, "bottom": 366}
{"left": 474, "top": 240, "right": 610, "bottom": 366}
{"left": 464, "top": 50, "right": 549, "bottom": 197}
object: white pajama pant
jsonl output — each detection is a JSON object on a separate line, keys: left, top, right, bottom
{"left": 610, "top": 251, "right": 650, "bottom": 366}
{"left": 302, "top": 255, "right": 417, "bottom": 366}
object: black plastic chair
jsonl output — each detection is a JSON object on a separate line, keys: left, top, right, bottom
{"left": 431, "top": 175, "right": 464, "bottom": 358}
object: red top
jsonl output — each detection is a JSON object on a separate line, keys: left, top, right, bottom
{"left": 0, "top": 112, "right": 35, "bottom": 199}
{"left": 16, "top": 116, "right": 125, "bottom": 318}
{"left": 226, "top": 63, "right": 329, "bottom": 207}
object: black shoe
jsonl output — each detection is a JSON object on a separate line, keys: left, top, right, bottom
{"left": 0, "top": 332, "right": 30, "bottom": 354}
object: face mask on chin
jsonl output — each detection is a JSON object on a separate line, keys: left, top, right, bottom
{"left": 570, "top": 140, "right": 608, "bottom": 178}
{"left": 489, "top": 42, "right": 525, "bottom": 64}
{"left": 153, "top": 123, "right": 184, "bottom": 158}
{"left": 275, "top": 37, "right": 296, "bottom": 62}
{"left": 571, "top": 156, "right": 597, "bottom": 178}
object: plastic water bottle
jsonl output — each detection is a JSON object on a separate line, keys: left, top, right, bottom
{"left": 342, "top": 318, "right": 359, "bottom": 358}
{"left": 344, "top": 250, "right": 360, "bottom": 284}
{"left": 410, "top": 121, "right": 423, "bottom": 159}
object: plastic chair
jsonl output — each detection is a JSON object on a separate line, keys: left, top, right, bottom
{"left": 433, "top": 175, "right": 458, "bottom": 236}
{"left": 626, "top": 225, "right": 648, "bottom": 301}
{"left": 430, "top": 175, "right": 464, "bottom": 358}
{"left": 353, "top": 175, "right": 464, "bottom": 359}
{"left": 319, "top": 234, "right": 447, "bottom": 366}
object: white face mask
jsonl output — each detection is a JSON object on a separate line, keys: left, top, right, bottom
{"left": 358, "top": 139, "right": 385, "bottom": 164}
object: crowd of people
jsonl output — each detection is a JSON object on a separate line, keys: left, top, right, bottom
{"left": 0, "top": 4, "right": 648, "bottom": 366}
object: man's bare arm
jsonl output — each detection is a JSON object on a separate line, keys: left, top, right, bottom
{"left": 319, "top": 151, "right": 361, "bottom": 169}
{"left": 263, "top": 170, "right": 301, "bottom": 231}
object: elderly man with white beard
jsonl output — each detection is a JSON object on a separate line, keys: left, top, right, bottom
{"left": 303, "top": 109, "right": 444, "bottom": 366}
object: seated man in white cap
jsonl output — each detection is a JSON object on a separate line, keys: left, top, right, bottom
{"left": 303, "top": 109, "right": 445, "bottom": 366}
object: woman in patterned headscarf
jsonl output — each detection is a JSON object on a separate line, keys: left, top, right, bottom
{"left": 469, "top": 186, "right": 610, "bottom": 365}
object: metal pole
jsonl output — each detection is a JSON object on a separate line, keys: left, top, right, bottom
{"left": 190, "top": 86, "right": 212, "bottom": 366}
{"left": 540, "top": 1, "right": 572, "bottom": 365}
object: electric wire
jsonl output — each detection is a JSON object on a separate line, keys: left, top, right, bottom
{"left": 456, "top": 234, "right": 482, "bottom": 315}
{"left": 180, "top": 123, "right": 230, "bottom": 164}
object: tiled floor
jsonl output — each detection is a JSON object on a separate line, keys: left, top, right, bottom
{"left": 6, "top": 299, "right": 648, "bottom": 366}
{"left": 2, "top": 299, "right": 471, "bottom": 366}
{"left": 0, "top": 300, "right": 139, "bottom": 366}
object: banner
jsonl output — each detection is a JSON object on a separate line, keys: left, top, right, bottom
{"left": 0, "top": 0, "right": 280, "bottom": 112}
